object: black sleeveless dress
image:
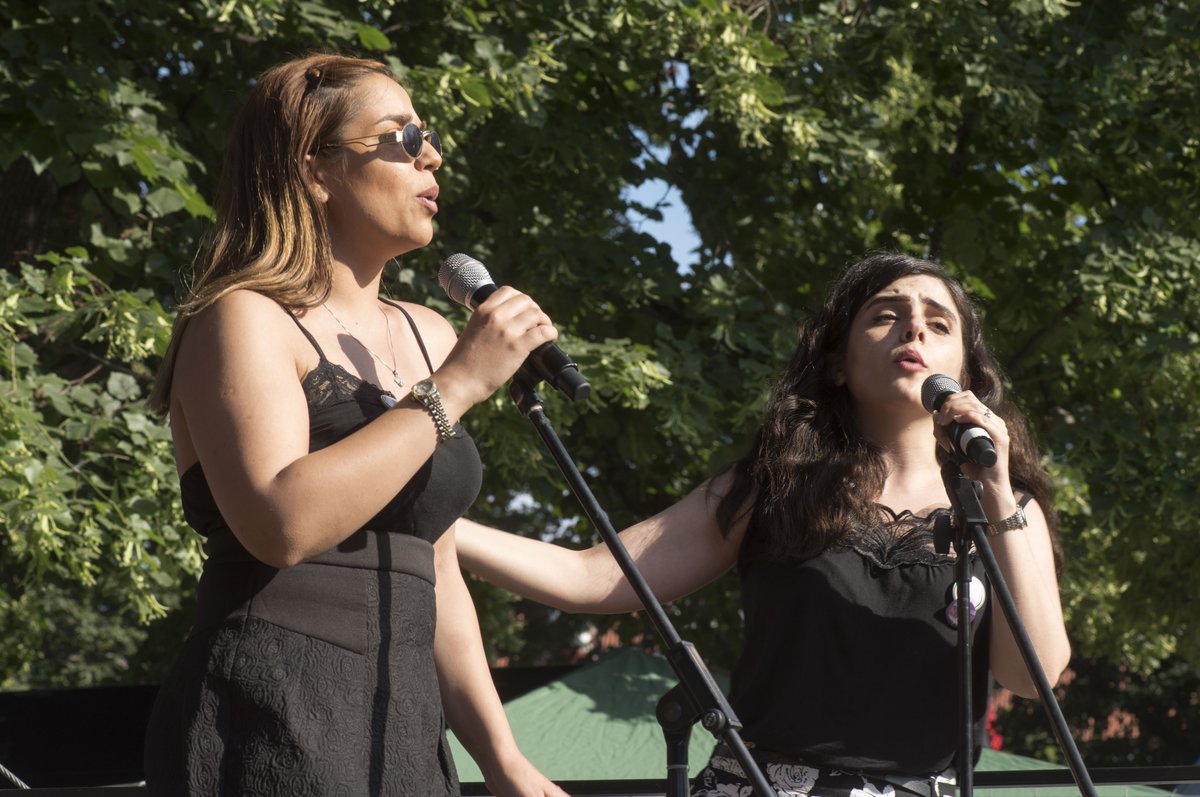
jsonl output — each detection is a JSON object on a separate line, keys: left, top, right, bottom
{"left": 144, "top": 302, "right": 483, "bottom": 796}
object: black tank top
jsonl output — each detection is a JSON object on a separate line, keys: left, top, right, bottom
{"left": 725, "top": 501, "right": 1030, "bottom": 775}
{"left": 179, "top": 300, "right": 482, "bottom": 547}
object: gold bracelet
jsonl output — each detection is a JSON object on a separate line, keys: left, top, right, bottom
{"left": 987, "top": 507, "right": 1028, "bottom": 536}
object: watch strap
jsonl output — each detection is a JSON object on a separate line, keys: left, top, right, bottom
{"left": 987, "top": 506, "right": 1028, "bottom": 536}
{"left": 412, "top": 379, "right": 454, "bottom": 442}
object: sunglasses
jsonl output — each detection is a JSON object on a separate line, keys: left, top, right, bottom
{"left": 322, "top": 123, "right": 442, "bottom": 160}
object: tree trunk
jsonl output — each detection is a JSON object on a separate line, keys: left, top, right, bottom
{"left": 0, "top": 156, "right": 57, "bottom": 271}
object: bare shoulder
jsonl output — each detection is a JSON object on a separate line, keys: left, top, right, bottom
{"left": 391, "top": 301, "right": 458, "bottom": 366}
{"left": 167, "top": 289, "right": 314, "bottom": 478}
{"left": 183, "top": 289, "right": 295, "bottom": 341}
{"left": 1019, "top": 494, "right": 1050, "bottom": 526}
{"left": 704, "top": 468, "right": 739, "bottom": 499}
{"left": 1012, "top": 488, "right": 1046, "bottom": 518}
{"left": 653, "top": 471, "right": 748, "bottom": 545}
{"left": 701, "top": 469, "right": 751, "bottom": 516}
{"left": 175, "top": 290, "right": 310, "bottom": 385}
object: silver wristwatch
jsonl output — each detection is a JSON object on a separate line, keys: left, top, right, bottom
{"left": 987, "top": 506, "right": 1028, "bottom": 536}
{"left": 411, "top": 378, "right": 454, "bottom": 442}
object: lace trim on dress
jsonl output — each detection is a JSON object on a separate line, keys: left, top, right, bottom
{"left": 838, "top": 505, "right": 959, "bottom": 569}
{"left": 285, "top": 303, "right": 424, "bottom": 410}
{"left": 301, "top": 359, "right": 396, "bottom": 408}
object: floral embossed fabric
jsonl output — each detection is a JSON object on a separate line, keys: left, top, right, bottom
{"left": 145, "top": 569, "right": 457, "bottom": 795}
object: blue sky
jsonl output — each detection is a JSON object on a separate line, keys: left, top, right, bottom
{"left": 625, "top": 177, "right": 701, "bottom": 271}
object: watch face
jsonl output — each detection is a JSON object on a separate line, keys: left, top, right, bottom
{"left": 413, "top": 379, "right": 437, "bottom": 400}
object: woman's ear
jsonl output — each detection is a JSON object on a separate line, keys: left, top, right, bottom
{"left": 304, "top": 153, "right": 331, "bottom": 204}
{"left": 830, "top": 353, "right": 846, "bottom": 387}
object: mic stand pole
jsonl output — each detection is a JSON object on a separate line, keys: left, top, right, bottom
{"left": 940, "top": 461, "right": 1097, "bottom": 797}
{"left": 509, "top": 375, "right": 775, "bottom": 797}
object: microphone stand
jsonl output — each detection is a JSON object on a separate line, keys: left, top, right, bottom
{"left": 940, "top": 460, "right": 1097, "bottom": 797}
{"left": 508, "top": 374, "right": 775, "bottom": 797}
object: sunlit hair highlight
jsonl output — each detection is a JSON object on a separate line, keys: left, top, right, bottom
{"left": 716, "top": 251, "right": 1058, "bottom": 564}
{"left": 149, "top": 53, "right": 393, "bottom": 415}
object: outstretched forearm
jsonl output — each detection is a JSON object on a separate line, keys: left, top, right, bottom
{"left": 457, "top": 480, "right": 746, "bottom": 614}
{"left": 455, "top": 519, "right": 632, "bottom": 613}
{"left": 986, "top": 498, "right": 1071, "bottom": 697}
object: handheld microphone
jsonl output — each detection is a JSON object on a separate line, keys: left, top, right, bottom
{"left": 920, "top": 374, "right": 997, "bottom": 468}
{"left": 439, "top": 253, "right": 591, "bottom": 402}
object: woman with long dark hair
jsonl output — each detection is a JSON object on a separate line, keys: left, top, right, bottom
{"left": 457, "top": 251, "right": 1070, "bottom": 796}
{"left": 144, "top": 53, "right": 566, "bottom": 796}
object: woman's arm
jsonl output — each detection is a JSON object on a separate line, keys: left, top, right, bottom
{"left": 172, "top": 287, "right": 554, "bottom": 568}
{"left": 456, "top": 475, "right": 748, "bottom": 614}
{"left": 933, "top": 389, "right": 1070, "bottom": 696}
{"left": 985, "top": 496, "right": 1071, "bottom": 698}
{"left": 433, "top": 526, "right": 568, "bottom": 797}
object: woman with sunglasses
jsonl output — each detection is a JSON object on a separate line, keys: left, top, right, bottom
{"left": 456, "top": 253, "right": 1071, "bottom": 796}
{"left": 144, "top": 53, "right": 567, "bottom": 797}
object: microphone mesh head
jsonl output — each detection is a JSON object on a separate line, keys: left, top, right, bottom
{"left": 439, "top": 253, "right": 493, "bottom": 307}
{"left": 921, "top": 373, "right": 962, "bottom": 412}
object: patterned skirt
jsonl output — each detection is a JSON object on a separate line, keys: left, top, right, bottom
{"left": 144, "top": 531, "right": 458, "bottom": 796}
{"left": 692, "top": 747, "right": 956, "bottom": 797}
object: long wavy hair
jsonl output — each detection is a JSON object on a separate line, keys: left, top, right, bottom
{"left": 717, "top": 251, "right": 1058, "bottom": 564}
{"left": 149, "top": 53, "right": 393, "bottom": 415}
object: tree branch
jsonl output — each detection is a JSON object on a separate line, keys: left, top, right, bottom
{"left": 1007, "top": 294, "right": 1085, "bottom": 378}
{"left": 929, "top": 106, "right": 976, "bottom": 260}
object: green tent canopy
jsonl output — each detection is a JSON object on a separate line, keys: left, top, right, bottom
{"left": 450, "top": 648, "right": 724, "bottom": 782}
{"left": 450, "top": 648, "right": 1166, "bottom": 796}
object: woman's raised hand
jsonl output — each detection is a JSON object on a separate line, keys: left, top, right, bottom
{"left": 438, "top": 286, "right": 559, "bottom": 406}
{"left": 931, "top": 387, "right": 1010, "bottom": 486}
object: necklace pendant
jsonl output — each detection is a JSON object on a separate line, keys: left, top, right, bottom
{"left": 391, "top": 370, "right": 405, "bottom": 388}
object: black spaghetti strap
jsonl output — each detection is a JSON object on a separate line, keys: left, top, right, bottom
{"left": 283, "top": 308, "right": 329, "bottom": 362}
{"left": 381, "top": 298, "right": 435, "bottom": 375}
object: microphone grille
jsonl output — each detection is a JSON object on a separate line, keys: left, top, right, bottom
{"left": 439, "top": 253, "right": 493, "bottom": 307}
{"left": 921, "top": 373, "right": 962, "bottom": 413}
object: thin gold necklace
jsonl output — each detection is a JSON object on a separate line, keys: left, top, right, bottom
{"left": 323, "top": 301, "right": 404, "bottom": 389}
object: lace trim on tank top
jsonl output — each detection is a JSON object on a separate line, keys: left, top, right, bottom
{"left": 839, "top": 505, "right": 958, "bottom": 569}
{"left": 843, "top": 492, "right": 1033, "bottom": 569}
{"left": 301, "top": 360, "right": 394, "bottom": 408}
{"left": 288, "top": 299, "right": 434, "bottom": 409}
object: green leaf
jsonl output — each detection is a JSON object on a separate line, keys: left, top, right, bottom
{"left": 106, "top": 372, "right": 141, "bottom": 402}
{"left": 175, "top": 181, "right": 215, "bottom": 220}
{"left": 144, "top": 187, "right": 186, "bottom": 218}
{"left": 356, "top": 23, "right": 391, "bottom": 52}
{"left": 130, "top": 143, "right": 158, "bottom": 180}
{"left": 753, "top": 75, "right": 787, "bottom": 107}
{"left": 111, "top": 188, "right": 142, "bottom": 215}
{"left": 457, "top": 75, "right": 492, "bottom": 107}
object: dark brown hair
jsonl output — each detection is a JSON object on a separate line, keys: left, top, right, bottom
{"left": 717, "top": 251, "right": 1058, "bottom": 563}
{"left": 149, "top": 53, "right": 393, "bottom": 415}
